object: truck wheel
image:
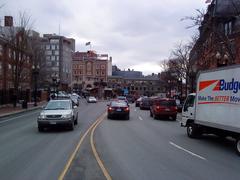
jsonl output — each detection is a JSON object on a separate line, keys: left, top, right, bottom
{"left": 235, "top": 138, "right": 240, "bottom": 156}
{"left": 187, "top": 123, "right": 201, "bottom": 138}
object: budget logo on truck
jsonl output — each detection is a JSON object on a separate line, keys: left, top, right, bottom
{"left": 199, "top": 78, "right": 240, "bottom": 94}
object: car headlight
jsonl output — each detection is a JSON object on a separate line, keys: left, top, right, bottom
{"left": 38, "top": 114, "right": 46, "bottom": 119}
{"left": 62, "top": 114, "right": 72, "bottom": 118}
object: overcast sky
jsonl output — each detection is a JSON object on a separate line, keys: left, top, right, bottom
{"left": 1, "top": 0, "right": 208, "bottom": 75}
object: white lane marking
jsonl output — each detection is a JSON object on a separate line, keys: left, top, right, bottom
{"left": 169, "top": 141, "right": 207, "bottom": 161}
{"left": 139, "top": 116, "right": 143, "bottom": 121}
{"left": 0, "top": 111, "right": 39, "bottom": 124}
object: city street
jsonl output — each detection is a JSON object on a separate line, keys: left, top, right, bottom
{"left": 0, "top": 99, "right": 106, "bottom": 180}
{"left": 1, "top": 101, "right": 240, "bottom": 180}
{"left": 67, "top": 103, "right": 240, "bottom": 180}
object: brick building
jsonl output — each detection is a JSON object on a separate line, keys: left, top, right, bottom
{"left": 0, "top": 16, "right": 34, "bottom": 105}
{"left": 190, "top": 0, "right": 240, "bottom": 71}
{"left": 72, "top": 51, "right": 112, "bottom": 96}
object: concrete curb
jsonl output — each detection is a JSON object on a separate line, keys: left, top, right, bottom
{"left": 0, "top": 105, "right": 44, "bottom": 120}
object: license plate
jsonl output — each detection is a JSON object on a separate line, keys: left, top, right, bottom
{"left": 50, "top": 121, "right": 57, "bottom": 124}
{"left": 165, "top": 108, "right": 170, "bottom": 111}
{"left": 116, "top": 109, "right": 122, "bottom": 112}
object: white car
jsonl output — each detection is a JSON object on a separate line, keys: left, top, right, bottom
{"left": 87, "top": 96, "right": 97, "bottom": 103}
{"left": 37, "top": 99, "right": 78, "bottom": 131}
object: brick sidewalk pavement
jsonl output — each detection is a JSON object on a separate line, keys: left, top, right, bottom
{"left": 0, "top": 101, "right": 47, "bottom": 118}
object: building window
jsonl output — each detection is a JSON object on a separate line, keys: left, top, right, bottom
{"left": 54, "top": 51, "right": 59, "bottom": 55}
{"left": 0, "top": 62, "right": 2, "bottom": 75}
{"left": 224, "top": 21, "right": 233, "bottom": 36}
{"left": 56, "top": 45, "right": 59, "bottom": 49}
{"left": 9, "top": 49, "right": 11, "bottom": 58}
{"left": 46, "top": 45, "right": 50, "bottom": 50}
{"left": 51, "top": 44, "right": 55, "bottom": 50}
{"left": 0, "top": 44, "right": 3, "bottom": 56}
{"left": 50, "top": 39, "right": 59, "bottom": 43}
{"left": 51, "top": 56, "right": 55, "bottom": 61}
{"left": 45, "top": 50, "right": 52, "bottom": 55}
{"left": 56, "top": 56, "right": 59, "bottom": 61}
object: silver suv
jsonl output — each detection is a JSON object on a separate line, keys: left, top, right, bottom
{"left": 37, "top": 99, "right": 78, "bottom": 131}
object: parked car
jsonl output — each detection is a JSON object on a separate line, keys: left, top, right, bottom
{"left": 139, "top": 97, "right": 152, "bottom": 110}
{"left": 87, "top": 96, "right": 97, "bottom": 103}
{"left": 107, "top": 101, "right": 130, "bottom": 120}
{"left": 37, "top": 99, "right": 78, "bottom": 131}
{"left": 150, "top": 98, "right": 177, "bottom": 120}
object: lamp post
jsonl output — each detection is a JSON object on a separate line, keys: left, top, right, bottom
{"left": 32, "top": 64, "right": 40, "bottom": 106}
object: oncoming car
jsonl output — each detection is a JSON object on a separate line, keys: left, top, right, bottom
{"left": 87, "top": 96, "right": 97, "bottom": 103}
{"left": 107, "top": 101, "right": 130, "bottom": 120}
{"left": 37, "top": 99, "right": 78, "bottom": 131}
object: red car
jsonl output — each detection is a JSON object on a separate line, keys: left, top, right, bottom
{"left": 150, "top": 98, "right": 177, "bottom": 120}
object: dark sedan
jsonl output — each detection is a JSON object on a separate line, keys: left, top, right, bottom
{"left": 107, "top": 101, "right": 130, "bottom": 120}
{"left": 139, "top": 97, "right": 152, "bottom": 110}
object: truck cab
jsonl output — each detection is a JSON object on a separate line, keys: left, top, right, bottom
{"left": 181, "top": 93, "right": 196, "bottom": 127}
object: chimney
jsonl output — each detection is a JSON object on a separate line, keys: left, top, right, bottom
{"left": 4, "top": 16, "right": 13, "bottom": 27}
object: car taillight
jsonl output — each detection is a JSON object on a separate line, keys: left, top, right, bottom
{"left": 171, "top": 106, "right": 178, "bottom": 111}
{"left": 124, "top": 107, "right": 129, "bottom": 111}
{"left": 108, "top": 107, "right": 113, "bottom": 111}
{"left": 156, "top": 106, "right": 160, "bottom": 110}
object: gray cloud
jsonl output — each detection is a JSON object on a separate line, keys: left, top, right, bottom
{"left": 1, "top": 0, "right": 207, "bottom": 75}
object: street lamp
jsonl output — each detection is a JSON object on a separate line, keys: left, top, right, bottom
{"left": 32, "top": 64, "right": 40, "bottom": 106}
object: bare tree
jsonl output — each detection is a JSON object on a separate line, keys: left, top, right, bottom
{"left": 7, "top": 12, "right": 34, "bottom": 107}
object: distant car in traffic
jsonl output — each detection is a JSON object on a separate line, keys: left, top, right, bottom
{"left": 107, "top": 101, "right": 130, "bottom": 120}
{"left": 70, "top": 93, "right": 80, "bottom": 106}
{"left": 150, "top": 98, "right": 177, "bottom": 120}
{"left": 37, "top": 99, "right": 78, "bottom": 131}
{"left": 117, "top": 96, "right": 128, "bottom": 104}
{"left": 87, "top": 96, "right": 97, "bottom": 103}
{"left": 139, "top": 97, "right": 152, "bottom": 110}
{"left": 126, "top": 95, "right": 135, "bottom": 103}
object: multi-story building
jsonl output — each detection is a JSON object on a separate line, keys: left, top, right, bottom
{"left": 190, "top": 0, "right": 240, "bottom": 71}
{"left": 0, "top": 16, "right": 34, "bottom": 105}
{"left": 107, "top": 73, "right": 163, "bottom": 97}
{"left": 40, "top": 34, "right": 75, "bottom": 91}
{"left": 72, "top": 51, "right": 112, "bottom": 95}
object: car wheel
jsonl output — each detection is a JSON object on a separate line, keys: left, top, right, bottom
{"left": 235, "top": 137, "right": 240, "bottom": 156}
{"left": 125, "top": 115, "right": 129, "bottom": 120}
{"left": 38, "top": 125, "right": 44, "bottom": 132}
{"left": 74, "top": 114, "right": 78, "bottom": 125}
{"left": 150, "top": 110, "right": 153, "bottom": 117}
{"left": 107, "top": 115, "right": 111, "bottom": 119}
{"left": 172, "top": 115, "right": 177, "bottom": 121}
{"left": 153, "top": 113, "right": 157, "bottom": 120}
{"left": 69, "top": 121, "right": 74, "bottom": 131}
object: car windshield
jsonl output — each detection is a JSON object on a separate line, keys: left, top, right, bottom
{"left": 45, "top": 101, "right": 71, "bottom": 110}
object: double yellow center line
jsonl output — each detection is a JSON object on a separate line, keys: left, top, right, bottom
{"left": 58, "top": 111, "right": 112, "bottom": 180}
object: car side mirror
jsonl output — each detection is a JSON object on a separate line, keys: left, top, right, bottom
{"left": 41, "top": 105, "right": 45, "bottom": 109}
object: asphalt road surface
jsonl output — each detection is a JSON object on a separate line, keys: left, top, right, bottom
{"left": 1, "top": 101, "right": 240, "bottom": 180}
{"left": 94, "top": 104, "right": 240, "bottom": 180}
{"left": 0, "top": 99, "right": 106, "bottom": 180}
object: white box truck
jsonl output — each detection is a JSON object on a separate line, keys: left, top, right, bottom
{"left": 181, "top": 65, "right": 240, "bottom": 155}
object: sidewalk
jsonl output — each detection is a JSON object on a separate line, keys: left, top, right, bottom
{"left": 0, "top": 101, "right": 47, "bottom": 119}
